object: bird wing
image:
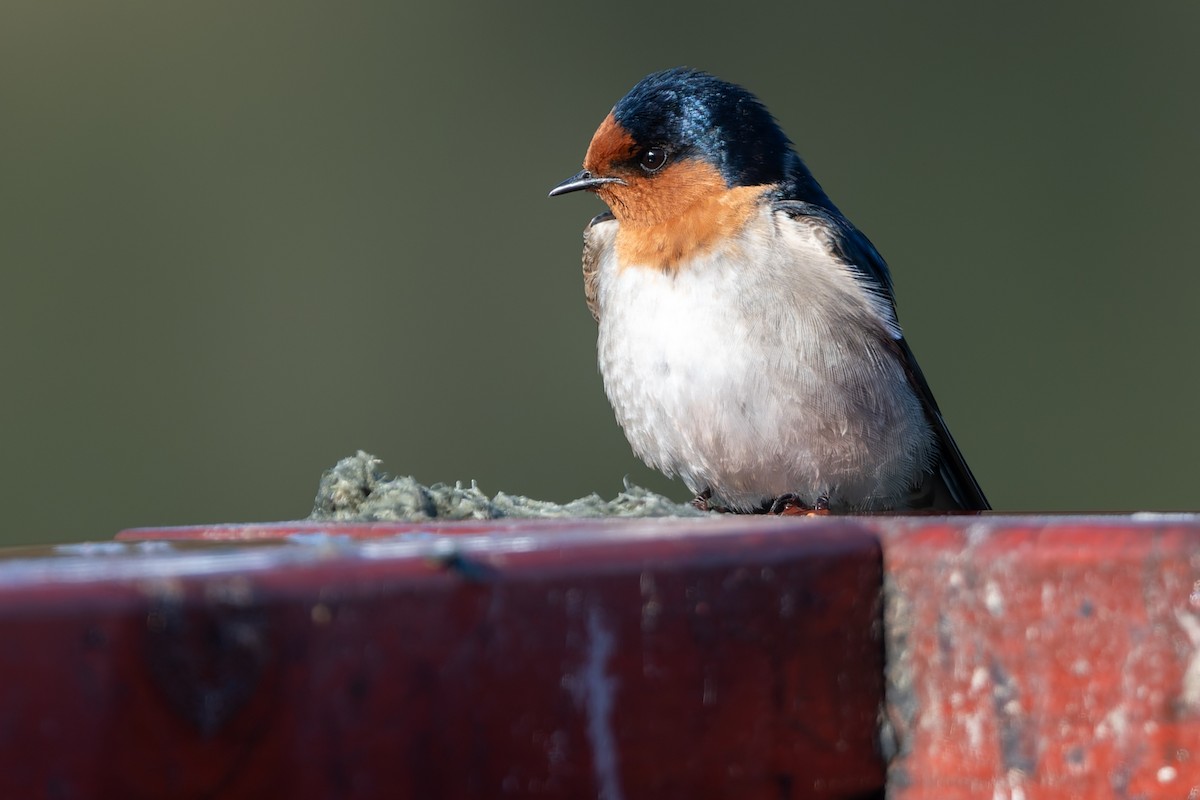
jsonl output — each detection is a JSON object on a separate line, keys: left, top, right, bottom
{"left": 581, "top": 211, "right": 616, "bottom": 323}
{"left": 774, "top": 199, "right": 990, "bottom": 511}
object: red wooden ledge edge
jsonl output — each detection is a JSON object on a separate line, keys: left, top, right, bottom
{"left": 4, "top": 513, "right": 1199, "bottom": 798}
{"left": 0, "top": 516, "right": 885, "bottom": 800}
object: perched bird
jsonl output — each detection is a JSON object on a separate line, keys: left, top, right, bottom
{"left": 549, "top": 68, "right": 988, "bottom": 513}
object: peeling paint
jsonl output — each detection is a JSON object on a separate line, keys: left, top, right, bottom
{"left": 1175, "top": 609, "right": 1200, "bottom": 711}
{"left": 990, "top": 661, "right": 1035, "bottom": 776}
{"left": 984, "top": 581, "right": 1004, "bottom": 617}
{"left": 567, "top": 606, "right": 624, "bottom": 800}
{"left": 639, "top": 571, "right": 661, "bottom": 634}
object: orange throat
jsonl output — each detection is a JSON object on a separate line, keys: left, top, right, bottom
{"left": 609, "top": 182, "right": 767, "bottom": 271}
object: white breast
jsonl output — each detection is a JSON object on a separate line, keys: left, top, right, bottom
{"left": 590, "top": 207, "right": 935, "bottom": 511}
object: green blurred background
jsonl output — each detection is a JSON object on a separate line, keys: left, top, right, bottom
{"left": 2, "top": 2, "right": 1197, "bottom": 545}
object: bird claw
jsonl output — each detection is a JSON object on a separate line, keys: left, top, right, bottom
{"left": 692, "top": 489, "right": 734, "bottom": 513}
{"left": 766, "top": 493, "right": 830, "bottom": 516}
{"left": 695, "top": 490, "right": 831, "bottom": 515}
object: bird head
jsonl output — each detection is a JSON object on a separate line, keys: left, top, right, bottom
{"left": 549, "top": 68, "right": 820, "bottom": 225}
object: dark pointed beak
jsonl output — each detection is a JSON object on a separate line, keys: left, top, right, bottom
{"left": 548, "top": 170, "right": 626, "bottom": 197}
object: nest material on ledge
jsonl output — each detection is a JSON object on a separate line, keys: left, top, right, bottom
{"left": 310, "top": 451, "right": 701, "bottom": 522}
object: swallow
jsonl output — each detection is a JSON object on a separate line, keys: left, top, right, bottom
{"left": 549, "top": 68, "right": 988, "bottom": 513}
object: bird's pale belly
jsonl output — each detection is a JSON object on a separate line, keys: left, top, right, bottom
{"left": 596, "top": 254, "right": 933, "bottom": 511}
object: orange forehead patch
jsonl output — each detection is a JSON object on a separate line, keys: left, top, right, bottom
{"left": 583, "top": 113, "right": 637, "bottom": 175}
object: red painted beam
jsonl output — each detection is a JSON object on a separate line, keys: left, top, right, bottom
{"left": 878, "top": 516, "right": 1200, "bottom": 799}
{"left": 0, "top": 518, "right": 885, "bottom": 799}
{"left": 14, "top": 513, "right": 1200, "bottom": 797}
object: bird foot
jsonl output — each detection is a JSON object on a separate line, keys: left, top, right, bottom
{"left": 691, "top": 489, "right": 731, "bottom": 513}
{"left": 765, "top": 493, "right": 830, "bottom": 516}
{"left": 695, "top": 490, "right": 831, "bottom": 515}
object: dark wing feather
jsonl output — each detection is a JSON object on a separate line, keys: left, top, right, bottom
{"left": 892, "top": 336, "right": 991, "bottom": 510}
{"left": 774, "top": 199, "right": 990, "bottom": 511}
{"left": 581, "top": 211, "right": 615, "bottom": 323}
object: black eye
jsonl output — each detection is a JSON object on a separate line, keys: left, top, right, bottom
{"left": 639, "top": 147, "right": 668, "bottom": 172}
